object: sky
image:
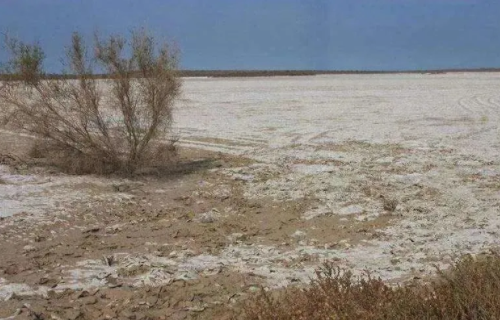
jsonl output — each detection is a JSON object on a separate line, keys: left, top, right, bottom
{"left": 0, "top": 0, "right": 499, "bottom": 72}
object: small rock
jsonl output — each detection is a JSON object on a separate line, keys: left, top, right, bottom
{"left": 105, "top": 224, "right": 122, "bottom": 234}
{"left": 197, "top": 209, "right": 220, "bottom": 223}
{"left": 34, "top": 235, "right": 46, "bottom": 242}
{"left": 186, "top": 306, "right": 206, "bottom": 312}
{"left": 106, "top": 277, "right": 122, "bottom": 288}
{"left": 5, "top": 265, "right": 19, "bottom": 275}
{"left": 84, "top": 227, "right": 100, "bottom": 233}
{"left": 291, "top": 230, "right": 307, "bottom": 239}
{"left": 112, "top": 184, "right": 131, "bottom": 192}
{"left": 227, "top": 233, "right": 246, "bottom": 243}
{"left": 50, "top": 313, "right": 65, "bottom": 320}
{"left": 381, "top": 196, "right": 398, "bottom": 212}
{"left": 71, "top": 290, "right": 89, "bottom": 300}
{"left": 309, "top": 239, "right": 319, "bottom": 245}
{"left": 248, "top": 202, "right": 262, "bottom": 209}
{"left": 182, "top": 249, "right": 196, "bottom": 258}
{"left": 100, "top": 306, "right": 116, "bottom": 319}
{"left": 324, "top": 243, "right": 338, "bottom": 249}
{"left": 338, "top": 239, "right": 351, "bottom": 249}
{"left": 39, "top": 277, "right": 59, "bottom": 288}
{"left": 65, "top": 310, "right": 82, "bottom": 320}
{"left": 80, "top": 296, "right": 98, "bottom": 305}
{"left": 23, "top": 245, "right": 36, "bottom": 253}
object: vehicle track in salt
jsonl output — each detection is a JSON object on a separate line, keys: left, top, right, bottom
{"left": 454, "top": 93, "right": 500, "bottom": 140}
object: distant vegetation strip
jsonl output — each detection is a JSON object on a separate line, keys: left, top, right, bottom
{"left": 1, "top": 68, "right": 500, "bottom": 80}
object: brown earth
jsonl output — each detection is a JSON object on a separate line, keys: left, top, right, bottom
{"left": 0, "top": 132, "right": 394, "bottom": 320}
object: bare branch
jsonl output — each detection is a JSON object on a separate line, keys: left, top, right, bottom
{"left": 0, "top": 30, "right": 180, "bottom": 174}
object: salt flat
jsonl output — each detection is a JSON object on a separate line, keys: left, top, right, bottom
{"left": 174, "top": 73, "right": 500, "bottom": 281}
{"left": 176, "top": 73, "right": 500, "bottom": 159}
{"left": 1, "top": 73, "right": 500, "bottom": 310}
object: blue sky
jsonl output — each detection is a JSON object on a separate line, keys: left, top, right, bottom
{"left": 1, "top": 0, "right": 499, "bottom": 71}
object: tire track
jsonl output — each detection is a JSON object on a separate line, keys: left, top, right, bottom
{"left": 455, "top": 94, "right": 500, "bottom": 140}
{"left": 458, "top": 94, "right": 500, "bottom": 118}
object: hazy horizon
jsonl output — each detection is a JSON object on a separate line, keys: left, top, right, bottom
{"left": 1, "top": 0, "right": 499, "bottom": 73}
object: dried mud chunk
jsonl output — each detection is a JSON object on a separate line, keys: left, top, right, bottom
{"left": 38, "top": 277, "right": 59, "bottom": 288}
{"left": 291, "top": 230, "right": 307, "bottom": 239}
{"left": 80, "top": 296, "right": 98, "bottom": 305}
{"left": 34, "top": 235, "right": 46, "bottom": 242}
{"left": 4, "top": 265, "right": 20, "bottom": 275}
{"left": 197, "top": 209, "right": 220, "bottom": 223}
{"left": 117, "top": 265, "right": 150, "bottom": 277}
{"left": 0, "top": 153, "right": 25, "bottom": 166}
{"left": 64, "top": 309, "right": 83, "bottom": 320}
{"left": 83, "top": 226, "right": 101, "bottom": 233}
{"left": 112, "top": 183, "right": 132, "bottom": 192}
{"left": 106, "top": 276, "right": 123, "bottom": 288}
{"left": 227, "top": 233, "right": 246, "bottom": 243}
{"left": 23, "top": 244, "right": 36, "bottom": 253}
{"left": 102, "top": 254, "right": 117, "bottom": 267}
{"left": 380, "top": 195, "right": 398, "bottom": 212}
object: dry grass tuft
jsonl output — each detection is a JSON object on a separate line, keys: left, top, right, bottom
{"left": 26, "top": 138, "right": 178, "bottom": 175}
{"left": 237, "top": 253, "right": 500, "bottom": 320}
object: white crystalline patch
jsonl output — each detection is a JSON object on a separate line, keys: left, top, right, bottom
{"left": 291, "top": 164, "right": 337, "bottom": 175}
{"left": 170, "top": 74, "right": 500, "bottom": 287}
{"left": 0, "top": 183, "right": 65, "bottom": 218}
{"left": 478, "top": 168, "right": 499, "bottom": 177}
{"left": 0, "top": 278, "right": 48, "bottom": 300}
{"left": 0, "top": 166, "right": 51, "bottom": 217}
{"left": 302, "top": 206, "right": 332, "bottom": 220}
{"left": 339, "top": 205, "right": 364, "bottom": 215}
{"left": 456, "top": 160, "right": 483, "bottom": 167}
{"left": 57, "top": 259, "right": 117, "bottom": 291}
{"left": 355, "top": 212, "right": 381, "bottom": 222}
{"left": 308, "top": 151, "right": 353, "bottom": 162}
{"left": 177, "top": 254, "right": 226, "bottom": 273}
{"left": 390, "top": 173, "right": 423, "bottom": 185}
{"left": 230, "top": 173, "right": 255, "bottom": 181}
{"left": 0, "top": 168, "right": 40, "bottom": 184}
{"left": 28, "top": 253, "right": 226, "bottom": 294}
{"left": 374, "top": 156, "right": 395, "bottom": 164}
{"left": 0, "top": 164, "right": 136, "bottom": 219}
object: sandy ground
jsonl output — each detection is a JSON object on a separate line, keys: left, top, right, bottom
{"left": 0, "top": 73, "right": 500, "bottom": 319}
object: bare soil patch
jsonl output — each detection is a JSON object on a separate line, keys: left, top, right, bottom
{"left": 0, "top": 132, "right": 391, "bottom": 319}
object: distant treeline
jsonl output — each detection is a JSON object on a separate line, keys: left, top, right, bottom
{"left": 178, "top": 68, "right": 500, "bottom": 77}
{"left": 1, "top": 68, "right": 500, "bottom": 80}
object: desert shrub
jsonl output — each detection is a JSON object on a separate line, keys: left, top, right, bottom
{"left": 0, "top": 30, "right": 180, "bottom": 174}
{"left": 238, "top": 253, "right": 500, "bottom": 320}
